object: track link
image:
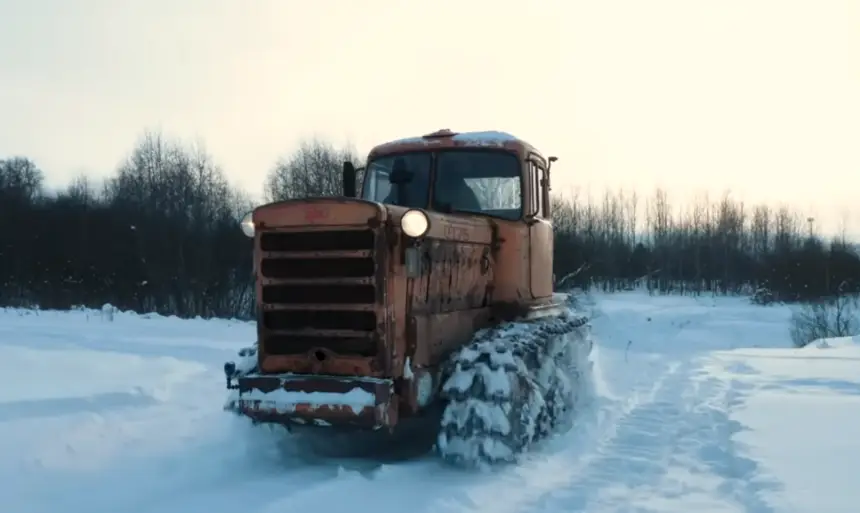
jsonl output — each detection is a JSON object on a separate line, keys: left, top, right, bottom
{"left": 437, "top": 310, "right": 593, "bottom": 469}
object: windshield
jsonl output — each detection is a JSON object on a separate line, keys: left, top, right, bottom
{"left": 361, "top": 149, "right": 523, "bottom": 221}
{"left": 361, "top": 153, "right": 431, "bottom": 209}
{"left": 433, "top": 151, "right": 522, "bottom": 220}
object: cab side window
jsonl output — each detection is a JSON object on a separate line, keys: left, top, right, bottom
{"left": 530, "top": 161, "right": 544, "bottom": 218}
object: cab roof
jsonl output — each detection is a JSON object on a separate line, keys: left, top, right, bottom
{"left": 367, "top": 129, "right": 545, "bottom": 165}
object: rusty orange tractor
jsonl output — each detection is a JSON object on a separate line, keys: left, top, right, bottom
{"left": 224, "top": 129, "right": 593, "bottom": 467}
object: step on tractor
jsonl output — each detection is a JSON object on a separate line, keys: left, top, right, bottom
{"left": 223, "top": 129, "right": 594, "bottom": 468}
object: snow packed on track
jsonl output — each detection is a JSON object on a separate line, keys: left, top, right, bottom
{"left": 2, "top": 292, "right": 859, "bottom": 513}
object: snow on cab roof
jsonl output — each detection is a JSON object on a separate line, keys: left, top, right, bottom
{"left": 367, "top": 129, "right": 543, "bottom": 161}
{"left": 380, "top": 129, "right": 528, "bottom": 148}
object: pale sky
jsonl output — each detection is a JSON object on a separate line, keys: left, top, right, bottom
{"left": 1, "top": 0, "right": 858, "bottom": 236}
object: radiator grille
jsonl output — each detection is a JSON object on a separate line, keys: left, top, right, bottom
{"left": 258, "top": 229, "right": 379, "bottom": 357}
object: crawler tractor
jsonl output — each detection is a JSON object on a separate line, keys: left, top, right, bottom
{"left": 224, "top": 129, "right": 593, "bottom": 468}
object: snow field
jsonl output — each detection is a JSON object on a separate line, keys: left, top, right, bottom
{"left": 0, "top": 292, "right": 858, "bottom": 513}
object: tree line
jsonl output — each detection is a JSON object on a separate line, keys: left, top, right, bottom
{"left": 551, "top": 189, "right": 860, "bottom": 302}
{"left": 1, "top": 130, "right": 858, "bottom": 319}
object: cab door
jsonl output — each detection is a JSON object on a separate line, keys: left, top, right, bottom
{"left": 528, "top": 159, "right": 553, "bottom": 299}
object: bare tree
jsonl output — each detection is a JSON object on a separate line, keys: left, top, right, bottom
{"left": 3, "top": 133, "right": 860, "bottom": 319}
{"left": 789, "top": 291, "right": 858, "bottom": 347}
{"left": 266, "top": 138, "right": 363, "bottom": 201}
{"left": 0, "top": 156, "right": 43, "bottom": 202}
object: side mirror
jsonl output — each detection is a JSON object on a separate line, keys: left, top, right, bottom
{"left": 389, "top": 161, "right": 413, "bottom": 206}
{"left": 342, "top": 161, "right": 356, "bottom": 197}
{"left": 389, "top": 166, "right": 413, "bottom": 185}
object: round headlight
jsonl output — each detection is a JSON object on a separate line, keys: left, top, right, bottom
{"left": 239, "top": 211, "right": 255, "bottom": 238}
{"left": 401, "top": 209, "right": 430, "bottom": 238}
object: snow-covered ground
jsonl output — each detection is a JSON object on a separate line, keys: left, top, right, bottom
{"left": 1, "top": 292, "right": 858, "bottom": 513}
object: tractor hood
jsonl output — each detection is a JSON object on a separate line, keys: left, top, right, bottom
{"left": 252, "top": 198, "right": 494, "bottom": 246}
{"left": 253, "top": 197, "right": 388, "bottom": 229}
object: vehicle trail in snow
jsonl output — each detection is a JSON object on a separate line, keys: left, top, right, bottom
{"left": 7, "top": 293, "right": 853, "bottom": 513}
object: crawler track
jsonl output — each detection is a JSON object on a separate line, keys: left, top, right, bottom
{"left": 437, "top": 310, "right": 594, "bottom": 468}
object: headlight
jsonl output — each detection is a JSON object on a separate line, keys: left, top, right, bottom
{"left": 401, "top": 209, "right": 430, "bottom": 238}
{"left": 239, "top": 211, "right": 255, "bottom": 238}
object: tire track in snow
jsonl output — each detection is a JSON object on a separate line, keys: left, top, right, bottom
{"left": 543, "top": 360, "right": 694, "bottom": 511}
{"left": 680, "top": 364, "right": 782, "bottom": 513}
{"left": 443, "top": 350, "right": 781, "bottom": 513}
{"left": 529, "top": 357, "right": 779, "bottom": 512}
{"left": 170, "top": 347, "right": 683, "bottom": 513}
{"left": 423, "top": 356, "right": 686, "bottom": 513}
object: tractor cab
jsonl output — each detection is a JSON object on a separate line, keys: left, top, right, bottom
{"left": 349, "top": 129, "right": 556, "bottom": 223}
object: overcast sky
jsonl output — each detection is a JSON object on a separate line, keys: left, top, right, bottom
{"left": 1, "top": 0, "right": 858, "bottom": 236}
